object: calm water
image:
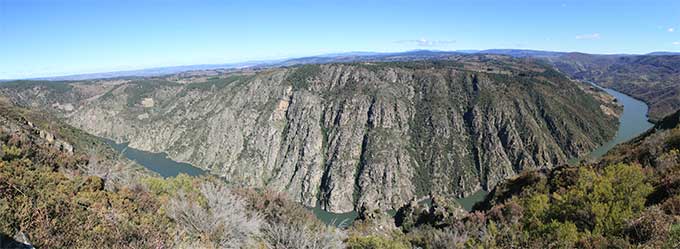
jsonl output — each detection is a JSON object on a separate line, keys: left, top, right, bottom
{"left": 104, "top": 83, "right": 652, "bottom": 226}
{"left": 311, "top": 205, "right": 359, "bottom": 228}
{"left": 104, "top": 140, "right": 205, "bottom": 177}
{"left": 456, "top": 190, "right": 489, "bottom": 210}
{"left": 310, "top": 190, "right": 489, "bottom": 227}
{"left": 583, "top": 85, "right": 654, "bottom": 159}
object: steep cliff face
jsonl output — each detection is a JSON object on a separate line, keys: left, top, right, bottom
{"left": 0, "top": 56, "right": 618, "bottom": 212}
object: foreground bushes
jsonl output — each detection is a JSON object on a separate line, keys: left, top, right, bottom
{"left": 0, "top": 139, "right": 345, "bottom": 248}
{"left": 2, "top": 100, "right": 678, "bottom": 248}
{"left": 1, "top": 134, "right": 677, "bottom": 248}
{"left": 465, "top": 163, "right": 667, "bottom": 248}
{"left": 0, "top": 157, "right": 172, "bottom": 248}
{"left": 344, "top": 163, "right": 678, "bottom": 248}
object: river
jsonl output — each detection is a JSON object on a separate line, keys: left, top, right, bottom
{"left": 103, "top": 84, "right": 653, "bottom": 227}
{"left": 104, "top": 140, "right": 206, "bottom": 177}
{"left": 582, "top": 85, "right": 654, "bottom": 159}
{"left": 310, "top": 189, "right": 490, "bottom": 228}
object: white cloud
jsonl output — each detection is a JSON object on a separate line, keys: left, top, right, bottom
{"left": 396, "top": 38, "right": 456, "bottom": 47}
{"left": 673, "top": 41, "right": 680, "bottom": 45}
{"left": 669, "top": 27, "right": 676, "bottom": 32}
{"left": 575, "top": 33, "right": 601, "bottom": 40}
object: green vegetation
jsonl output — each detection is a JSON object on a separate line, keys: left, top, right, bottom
{"left": 0, "top": 157, "right": 172, "bottom": 248}
{"left": 341, "top": 108, "right": 680, "bottom": 248}
{"left": 0, "top": 57, "right": 678, "bottom": 248}
{"left": 553, "top": 164, "right": 652, "bottom": 236}
{"left": 0, "top": 102, "right": 345, "bottom": 248}
{"left": 346, "top": 235, "right": 409, "bottom": 249}
{"left": 184, "top": 74, "right": 250, "bottom": 91}
{"left": 552, "top": 54, "right": 680, "bottom": 121}
{"left": 123, "top": 79, "right": 180, "bottom": 107}
{"left": 285, "top": 64, "right": 322, "bottom": 91}
{"left": 0, "top": 80, "right": 74, "bottom": 94}
{"left": 342, "top": 163, "right": 673, "bottom": 248}
{"left": 0, "top": 133, "right": 346, "bottom": 248}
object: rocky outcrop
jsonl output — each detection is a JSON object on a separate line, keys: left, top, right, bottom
{"left": 0, "top": 112, "right": 75, "bottom": 156}
{"left": 0, "top": 56, "right": 618, "bottom": 212}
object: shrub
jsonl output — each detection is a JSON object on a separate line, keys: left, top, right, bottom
{"left": 625, "top": 206, "right": 673, "bottom": 245}
{"left": 346, "top": 235, "right": 410, "bottom": 249}
{"left": 0, "top": 159, "right": 172, "bottom": 248}
{"left": 552, "top": 164, "right": 652, "bottom": 236}
{"left": 262, "top": 221, "right": 345, "bottom": 249}
{"left": 664, "top": 223, "right": 680, "bottom": 249}
{"left": 661, "top": 195, "right": 680, "bottom": 215}
{"left": 1, "top": 145, "right": 22, "bottom": 160}
{"left": 521, "top": 194, "right": 549, "bottom": 231}
{"left": 540, "top": 221, "right": 579, "bottom": 248}
{"left": 167, "top": 181, "right": 262, "bottom": 248}
{"left": 407, "top": 226, "right": 468, "bottom": 248}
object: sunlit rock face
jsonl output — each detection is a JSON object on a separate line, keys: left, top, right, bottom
{"left": 0, "top": 56, "right": 617, "bottom": 212}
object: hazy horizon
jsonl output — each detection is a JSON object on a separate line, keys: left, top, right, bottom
{"left": 2, "top": 0, "right": 680, "bottom": 79}
{"left": 3, "top": 48, "right": 678, "bottom": 81}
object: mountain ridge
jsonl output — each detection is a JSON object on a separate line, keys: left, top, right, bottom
{"left": 0, "top": 55, "right": 619, "bottom": 213}
{"left": 7, "top": 49, "right": 663, "bottom": 81}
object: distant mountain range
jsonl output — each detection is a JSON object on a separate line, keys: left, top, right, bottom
{"left": 8, "top": 49, "right": 679, "bottom": 81}
{"left": 646, "top": 51, "right": 680, "bottom": 56}
{"left": 24, "top": 60, "right": 281, "bottom": 81}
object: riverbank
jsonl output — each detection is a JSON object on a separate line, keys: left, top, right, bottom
{"left": 581, "top": 84, "right": 654, "bottom": 159}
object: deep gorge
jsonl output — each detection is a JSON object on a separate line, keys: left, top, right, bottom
{"left": 0, "top": 56, "right": 619, "bottom": 213}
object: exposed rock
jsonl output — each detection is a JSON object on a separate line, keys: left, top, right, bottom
{"left": 353, "top": 203, "right": 400, "bottom": 236}
{"left": 137, "top": 113, "right": 149, "bottom": 120}
{"left": 0, "top": 56, "right": 617, "bottom": 213}
{"left": 51, "top": 102, "right": 74, "bottom": 112}
{"left": 12, "top": 231, "right": 34, "bottom": 249}
{"left": 39, "top": 130, "right": 54, "bottom": 143}
{"left": 35, "top": 128, "right": 74, "bottom": 155}
{"left": 141, "top": 97, "right": 155, "bottom": 108}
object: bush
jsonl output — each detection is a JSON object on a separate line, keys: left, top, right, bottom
{"left": 540, "top": 221, "right": 579, "bottom": 248}
{"left": 407, "top": 226, "right": 468, "bottom": 248}
{"left": 521, "top": 194, "right": 549, "bottom": 231}
{"left": 262, "top": 221, "right": 345, "bottom": 249}
{"left": 0, "top": 159, "right": 172, "bottom": 248}
{"left": 625, "top": 206, "right": 673, "bottom": 245}
{"left": 552, "top": 164, "right": 652, "bottom": 236}
{"left": 661, "top": 195, "right": 680, "bottom": 215}
{"left": 1, "top": 145, "right": 22, "bottom": 160}
{"left": 346, "top": 235, "right": 410, "bottom": 249}
{"left": 167, "top": 181, "right": 262, "bottom": 248}
{"left": 664, "top": 223, "right": 680, "bottom": 249}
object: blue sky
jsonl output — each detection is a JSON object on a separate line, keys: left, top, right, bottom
{"left": 1, "top": 0, "right": 680, "bottom": 79}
